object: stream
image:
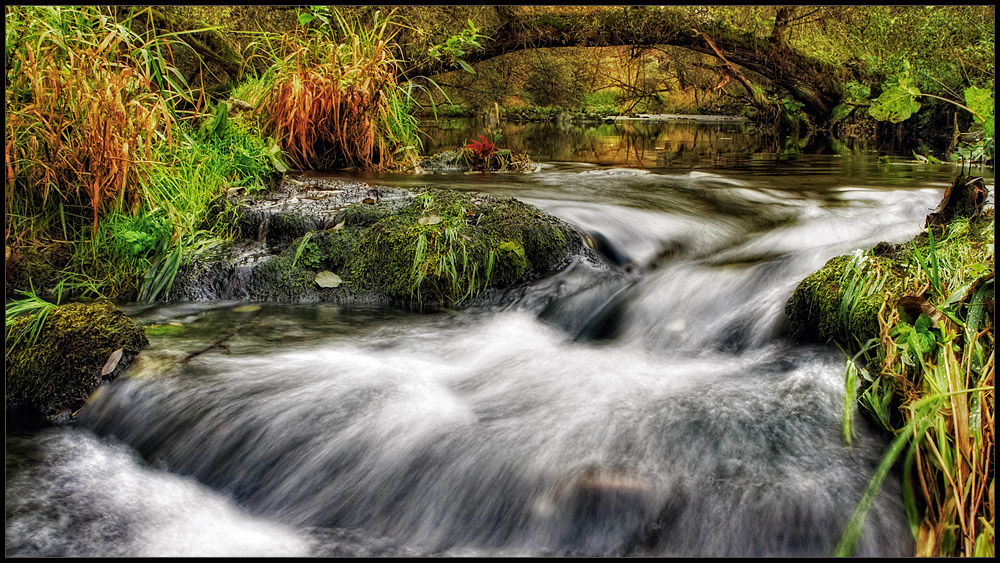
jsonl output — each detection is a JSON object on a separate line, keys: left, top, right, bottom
{"left": 6, "top": 118, "right": 994, "bottom": 557}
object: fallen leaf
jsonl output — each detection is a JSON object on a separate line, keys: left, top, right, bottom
{"left": 332, "top": 220, "right": 346, "bottom": 230}
{"left": 232, "top": 304, "right": 261, "bottom": 313}
{"left": 418, "top": 214, "right": 442, "bottom": 226}
{"left": 101, "top": 348, "right": 124, "bottom": 376}
{"left": 363, "top": 198, "right": 375, "bottom": 204}
{"left": 315, "top": 270, "right": 343, "bottom": 288}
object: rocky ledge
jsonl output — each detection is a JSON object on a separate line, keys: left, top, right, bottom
{"left": 168, "top": 177, "right": 614, "bottom": 310}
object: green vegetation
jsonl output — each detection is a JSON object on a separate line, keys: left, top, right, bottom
{"left": 5, "top": 6, "right": 284, "bottom": 303}
{"left": 260, "top": 7, "right": 422, "bottom": 170}
{"left": 246, "top": 188, "right": 572, "bottom": 307}
{"left": 785, "top": 183, "right": 994, "bottom": 558}
{"left": 838, "top": 71, "right": 994, "bottom": 164}
{"left": 392, "top": 6, "right": 991, "bottom": 154}
{"left": 5, "top": 299, "right": 149, "bottom": 420}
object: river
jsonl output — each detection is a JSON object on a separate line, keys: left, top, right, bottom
{"left": 5, "top": 118, "right": 994, "bottom": 557}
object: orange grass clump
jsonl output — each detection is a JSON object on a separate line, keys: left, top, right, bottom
{"left": 5, "top": 7, "right": 177, "bottom": 236}
{"left": 261, "top": 9, "right": 409, "bottom": 171}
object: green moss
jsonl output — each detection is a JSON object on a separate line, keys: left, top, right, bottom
{"left": 353, "top": 214, "right": 430, "bottom": 300}
{"left": 278, "top": 188, "right": 574, "bottom": 306}
{"left": 786, "top": 210, "right": 994, "bottom": 353}
{"left": 243, "top": 188, "right": 578, "bottom": 307}
{"left": 786, "top": 252, "right": 908, "bottom": 349}
{"left": 5, "top": 300, "right": 148, "bottom": 419}
{"left": 267, "top": 211, "right": 313, "bottom": 250}
{"left": 341, "top": 202, "right": 396, "bottom": 227}
{"left": 302, "top": 228, "right": 360, "bottom": 271}
{"left": 786, "top": 254, "right": 852, "bottom": 343}
{"left": 494, "top": 240, "right": 527, "bottom": 286}
{"left": 5, "top": 244, "right": 71, "bottom": 299}
{"left": 248, "top": 254, "right": 317, "bottom": 301}
{"left": 478, "top": 197, "right": 570, "bottom": 272}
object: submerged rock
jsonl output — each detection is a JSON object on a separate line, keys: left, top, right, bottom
{"left": 170, "top": 178, "right": 612, "bottom": 309}
{"left": 417, "top": 148, "right": 539, "bottom": 173}
{"left": 5, "top": 300, "right": 149, "bottom": 425}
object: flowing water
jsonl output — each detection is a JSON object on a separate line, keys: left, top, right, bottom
{"left": 6, "top": 118, "right": 994, "bottom": 557}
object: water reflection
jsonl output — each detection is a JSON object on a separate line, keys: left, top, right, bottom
{"left": 325, "top": 117, "right": 992, "bottom": 191}
{"left": 421, "top": 117, "right": 767, "bottom": 169}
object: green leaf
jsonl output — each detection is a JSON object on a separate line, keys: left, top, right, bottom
{"left": 909, "top": 314, "right": 938, "bottom": 356}
{"left": 266, "top": 139, "right": 289, "bottom": 173}
{"left": 845, "top": 80, "right": 871, "bottom": 102}
{"left": 869, "top": 78, "right": 922, "bottom": 123}
{"left": 298, "top": 13, "right": 315, "bottom": 26}
{"left": 315, "top": 270, "right": 343, "bottom": 288}
{"left": 457, "top": 59, "right": 475, "bottom": 74}
{"left": 914, "top": 312, "right": 933, "bottom": 333}
{"left": 830, "top": 104, "right": 852, "bottom": 123}
{"left": 963, "top": 85, "right": 995, "bottom": 138}
{"left": 963, "top": 86, "right": 994, "bottom": 123}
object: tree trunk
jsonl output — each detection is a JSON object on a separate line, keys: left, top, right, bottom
{"left": 401, "top": 7, "right": 844, "bottom": 123}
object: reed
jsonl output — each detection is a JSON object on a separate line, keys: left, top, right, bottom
{"left": 5, "top": 6, "right": 188, "bottom": 236}
{"left": 259, "top": 8, "right": 421, "bottom": 171}
{"left": 5, "top": 7, "right": 288, "bottom": 302}
{"left": 835, "top": 212, "right": 994, "bottom": 557}
{"left": 4, "top": 282, "right": 60, "bottom": 360}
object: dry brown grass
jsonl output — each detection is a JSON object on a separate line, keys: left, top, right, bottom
{"left": 5, "top": 7, "right": 177, "bottom": 236}
{"left": 260, "top": 9, "right": 414, "bottom": 171}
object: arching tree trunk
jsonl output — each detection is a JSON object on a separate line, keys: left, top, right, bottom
{"left": 401, "top": 7, "right": 844, "bottom": 123}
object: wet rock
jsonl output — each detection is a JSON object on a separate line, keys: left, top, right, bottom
{"left": 169, "top": 178, "right": 612, "bottom": 309}
{"left": 785, "top": 204, "right": 994, "bottom": 353}
{"left": 533, "top": 464, "right": 662, "bottom": 555}
{"left": 5, "top": 300, "right": 149, "bottom": 425}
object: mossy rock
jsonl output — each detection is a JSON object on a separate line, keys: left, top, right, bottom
{"left": 5, "top": 301, "right": 149, "bottom": 423}
{"left": 785, "top": 211, "right": 995, "bottom": 352}
{"left": 246, "top": 188, "right": 576, "bottom": 307}
{"left": 168, "top": 181, "right": 599, "bottom": 308}
{"left": 5, "top": 243, "right": 73, "bottom": 300}
{"left": 785, "top": 254, "right": 897, "bottom": 347}
{"left": 247, "top": 254, "right": 318, "bottom": 302}
{"left": 346, "top": 188, "right": 571, "bottom": 305}
{"left": 266, "top": 211, "right": 316, "bottom": 252}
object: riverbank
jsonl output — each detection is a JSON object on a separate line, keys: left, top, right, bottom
{"left": 785, "top": 175, "right": 994, "bottom": 557}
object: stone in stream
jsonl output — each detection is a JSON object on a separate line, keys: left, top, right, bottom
{"left": 784, "top": 178, "right": 994, "bottom": 359}
{"left": 169, "top": 178, "right": 623, "bottom": 310}
{"left": 5, "top": 300, "right": 149, "bottom": 427}
{"left": 531, "top": 464, "right": 663, "bottom": 555}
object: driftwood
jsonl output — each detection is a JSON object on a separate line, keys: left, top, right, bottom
{"left": 925, "top": 175, "right": 989, "bottom": 228}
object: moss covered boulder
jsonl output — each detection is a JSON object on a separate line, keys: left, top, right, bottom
{"left": 169, "top": 179, "right": 602, "bottom": 308}
{"left": 248, "top": 187, "right": 577, "bottom": 306}
{"left": 6, "top": 300, "right": 148, "bottom": 423}
{"left": 785, "top": 209, "right": 994, "bottom": 353}
{"left": 784, "top": 252, "right": 904, "bottom": 347}
{"left": 350, "top": 188, "right": 571, "bottom": 303}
